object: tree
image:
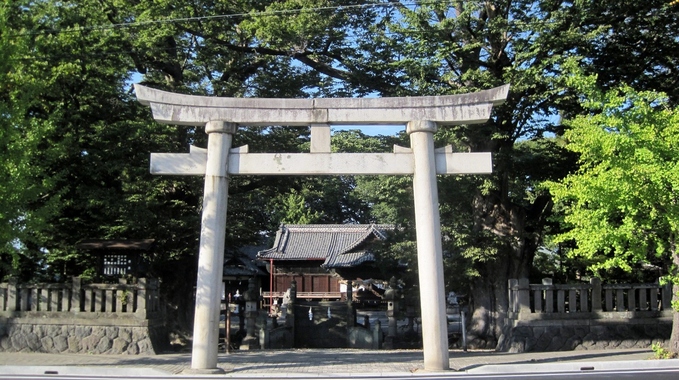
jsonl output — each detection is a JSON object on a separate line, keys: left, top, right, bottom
{"left": 547, "top": 74, "right": 679, "bottom": 353}
{"left": 276, "top": 190, "right": 324, "bottom": 225}
{"left": 1, "top": 0, "right": 384, "bottom": 329}
{"left": 575, "top": 0, "right": 679, "bottom": 104}
{"left": 0, "top": 1, "right": 209, "bottom": 332}
{"left": 6, "top": 0, "right": 676, "bottom": 348}
{"left": 100, "top": 0, "right": 663, "bottom": 346}
{"left": 367, "top": 0, "right": 679, "bottom": 347}
{"left": 355, "top": 1, "right": 588, "bottom": 347}
{"left": 0, "top": 1, "right": 69, "bottom": 280}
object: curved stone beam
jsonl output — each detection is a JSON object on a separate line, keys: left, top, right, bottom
{"left": 134, "top": 84, "right": 510, "bottom": 127}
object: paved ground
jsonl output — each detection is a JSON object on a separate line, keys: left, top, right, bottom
{"left": 0, "top": 348, "right": 674, "bottom": 377}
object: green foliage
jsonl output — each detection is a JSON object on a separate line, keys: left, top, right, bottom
{"left": 0, "top": 1, "right": 63, "bottom": 279}
{"left": 547, "top": 74, "right": 679, "bottom": 283}
{"left": 0, "top": 0, "right": 204, "bottom": 283}
{"left": 374, "top": 1, "right": 586, "bottom": 291}
{"left": 3, "top": 0, "right": 677, "bottom": 341}
{"left": 240, "top": 0, "right": 335, "bottom": 47}
{"left": 577, "top": 0, "right": 679, "bottom": 104}
{"left": 117, "top": 289, "right": 130, "bottom": 306}
{"left": 276, "top": 190, "right": 323, "bottom": 225}
{"left": 652, "top": 342, "right": 678, "bottom": 359}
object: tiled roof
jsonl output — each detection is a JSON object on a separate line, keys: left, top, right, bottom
{"left": 223, "top": 256, "right": 266, "bottom": 276}
{"left": 77, "top": 239, "right": 155, "bottom": 251}
{"left": 257, "top": 224, "right": 393, "bottom": 269}
{"left": 223, "top": 246, "right": 268, "bottom": 277}
{"left": 323, "top": 250, "right": 375, "bottom": 268}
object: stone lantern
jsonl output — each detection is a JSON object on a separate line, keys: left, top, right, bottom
{"left": 383, "top": 276, "right": 401, "bottom": 348}
{"left": 240, "top": 278, "right": 260, "bottom": 349}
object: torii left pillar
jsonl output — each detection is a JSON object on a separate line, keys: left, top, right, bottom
{"left": 190, "top": 121, "right": 236, "bottom": 373}
{"left": 408, "top": 120, "right": 448, "bottom": 370}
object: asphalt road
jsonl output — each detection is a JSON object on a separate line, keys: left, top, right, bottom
{"left": 2, "top": 348, "right": 678, "bottom": 379}
{"left": 1, "top": 368, "right": 679, "bottom": 380}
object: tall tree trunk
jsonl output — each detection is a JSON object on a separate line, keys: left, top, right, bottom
{"left": 465, "top": 190, "right": 550, "bottom": 349}
{"left": 669, "top": 243, "right": 679, "bottom": 354}
{"left": 468, "top": 255, "right": 512, "bottom": 349}
{"left": 671, "top": 283, "right": 679, "bottom": 354}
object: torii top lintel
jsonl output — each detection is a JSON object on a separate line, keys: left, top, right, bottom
{"left": 134, "top": 84, "right": 510, "bottom": 127}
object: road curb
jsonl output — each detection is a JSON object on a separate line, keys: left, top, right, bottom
{"left": 465, "top": 359, "right": 679, "bottom": 374}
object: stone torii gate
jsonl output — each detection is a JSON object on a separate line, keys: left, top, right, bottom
{"left": 134, "top": 84, "right": 509, "bottom": 372}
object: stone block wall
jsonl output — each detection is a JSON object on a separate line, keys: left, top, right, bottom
{"left": 262, "top": 325, "right": 293, "bottom": 349}
{"left": 0, "top": 318, "right": 167, "bottom": 354}
{"left": 0, "top": 278, "right": 165, "bottom": 355}
{"left": 500, "top": 278, "right": 674, "bottom": 353}
{"left": 498, "top": 315, "right": 672, "bottom": 352}
{"left": 348, "top": 324, "right": 382, "bottom": 349}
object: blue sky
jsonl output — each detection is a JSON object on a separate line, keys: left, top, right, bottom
{"left": 333, "top": 125, "right": 404, "bottom": 136}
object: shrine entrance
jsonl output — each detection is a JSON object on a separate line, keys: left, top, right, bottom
{"left": 135, "top": 84, "right": 509, "bottom": 372}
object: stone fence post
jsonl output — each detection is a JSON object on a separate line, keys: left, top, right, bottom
{"left": 517, "top": 278, "right": 531, "bottom": 315}
{"left": 590, "top": 277, "right": 602, "bottom": 312}
{"left": 136, "top": 278, "right": 147, "bottom": 317}
{"left": 7, "top": 278, "right": 17, "bottom": 312}
{"left": 508, "top": 279, "right": 518, "bottom": 314}
{"left": 289, "top": 279, "right": 297, "bottom": 302}
{"left": 241, "top": 278, "right": 260, "bottom": 350}
{"left": 71, "top": 277, "right": 82, "bottom": 314}
{"left": 661, "top": 278, "right": 673, "bottom": 311}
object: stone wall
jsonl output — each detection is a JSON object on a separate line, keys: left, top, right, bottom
{"left": 0, "top": 278, "right": 166, "bottom": 355}
{"left": 0, "top": 317, "right": 167, "bottom": 354}
{"left": 348, "top": 324, "right": 382, "bottom": 349}
{"left": 499, "top": 314, "right": 672, "bottom": 352}
{"left": 262, "top": 325, "right": 293, "bottom": 349}
{"left": 500, "top": 278, "right": 674, "bottom": 352}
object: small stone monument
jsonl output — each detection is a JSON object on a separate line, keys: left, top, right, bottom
{"left": 240, "top": 278, "right": 260, "bottom": 350}
{"left": 383, "top": 277, "right": 401, "bottom": 349}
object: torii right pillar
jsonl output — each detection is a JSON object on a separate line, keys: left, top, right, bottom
{"left": 408, "top": 120, "right": 449, "bottom": 370}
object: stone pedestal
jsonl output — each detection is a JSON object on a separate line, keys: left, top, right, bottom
{"left": 383, "top": 277, "right": 401, "bottom": 349}
{"left": 346, "top": 280, "right": 355, "bottom": 328}
{"left": 240, "top": 279, "right": 260, "bottom": 350}
{"left": 405, "top": 308, "right": 416, "bottom": 335}
{"left": 285, "top": 280, "right": 297, "bottom": 329}
{"left": 372, "top": 320, "right": 382, "bottom": 349}
{"left": 346, "top": 280, "right": 353, "bottom": 303}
